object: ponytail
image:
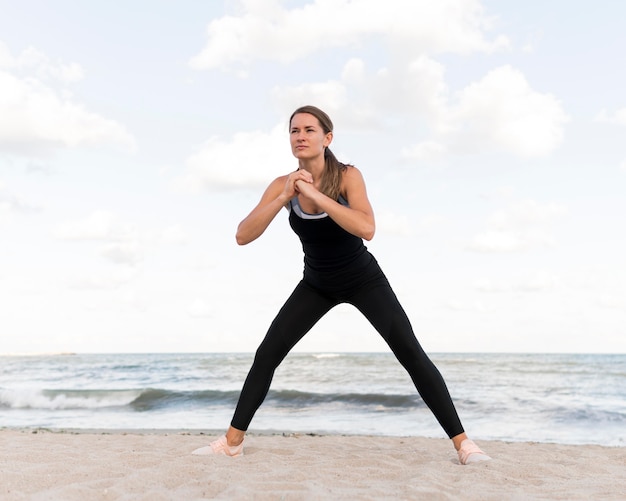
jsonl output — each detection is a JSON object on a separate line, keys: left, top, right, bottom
{"left": 319, "top": 147, "right": 348, "bottom": 201}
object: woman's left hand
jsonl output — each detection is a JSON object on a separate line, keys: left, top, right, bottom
{"left": 294, "top": 178, "right": 318, "bottom": 199}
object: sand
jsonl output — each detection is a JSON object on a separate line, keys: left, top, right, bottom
{"left": 1, "top": 429, "right": 625, "bottom": 500}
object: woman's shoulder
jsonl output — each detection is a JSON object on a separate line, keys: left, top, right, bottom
{"left": 265, "top": 174, "right": 289, "bottom": 191}
{"left": 341, "top": 165, "right": 366, "bottom": 185}
{"left": 339, "top": 165, "right": 369, "bottom": 202}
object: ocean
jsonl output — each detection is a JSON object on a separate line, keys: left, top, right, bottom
{"left": 1, "top": 352, "right": 624, "bottom": 447}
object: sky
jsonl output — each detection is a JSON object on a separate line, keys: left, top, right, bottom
{"left": 0, "top": 0, "right": 625, "bottom": 354}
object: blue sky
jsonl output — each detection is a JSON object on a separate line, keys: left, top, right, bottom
{"left": 1, "top": 0, "right": 625, "bottom": 354}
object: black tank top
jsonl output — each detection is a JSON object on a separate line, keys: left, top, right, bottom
{"left": 288, "top": 195, "right": 368, "bottom": 272}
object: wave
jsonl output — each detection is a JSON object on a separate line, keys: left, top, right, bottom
{"left": 266, "top": 389, "right": 423, "bottom": 409}
{"left": 551, "top": 405, "right": 626, "bottom": 424}
{"left": 0, "top": 387, "right": 424, "bottom": 411}
{"left": 0, "top": 388, "right": 143, "bottom": 410}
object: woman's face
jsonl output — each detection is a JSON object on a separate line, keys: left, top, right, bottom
{"left": 289, "top": 113, "right": 332, "bottom": 160}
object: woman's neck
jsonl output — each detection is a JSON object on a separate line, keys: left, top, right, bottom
{"left": 298, "top": 157, "right": 325, "bottom": 182}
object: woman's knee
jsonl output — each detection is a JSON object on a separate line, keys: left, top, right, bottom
{"left": 254, "top": 335, "right": 289, "bottom": 369}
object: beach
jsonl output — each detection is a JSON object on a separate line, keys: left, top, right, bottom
{"left": 1, "top": 429, "right": 625, "bottom": 500}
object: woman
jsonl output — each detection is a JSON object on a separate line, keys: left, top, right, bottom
{"left": 193, "top": 105, "right": 490, "bottom": 465}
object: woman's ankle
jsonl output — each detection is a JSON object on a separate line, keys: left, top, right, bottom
{"left": 225, "top": 426, "right": 246, "bottom": 447}
{"left": 451, "top": 432, "right": 468, "bottom": 451}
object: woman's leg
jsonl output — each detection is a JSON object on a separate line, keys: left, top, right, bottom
{"left": 229, "top": 281, "right": 337, "bottom": 436}
{"left": 350, "top": 281, "right": 465, "bottom": 439}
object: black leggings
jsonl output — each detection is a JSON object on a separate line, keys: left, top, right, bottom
{"left": 230, "top": 266, "right": 465, "bottom": 439}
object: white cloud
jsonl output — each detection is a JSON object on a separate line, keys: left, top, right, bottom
{"left": 52, "top": 211, "right": 138, "bottom": 242}
{"left": 187, "top": 298, "right": 213, "bottom": 318}
{"left": 467, "top": 229, "right": 534, "bottom": 253}
{"left": 190, "top": 0, "right": 508, "bottom": 72}
{"left": 275, "top": 60, "right": 567, "bottom": 160}
{"left": 441, "top": 65, "right": 569, "bottom": 156}
{"left": 52, "top": 212, "right": 189, "bottom": 270}
{"left": 376, "top": 210, "right": 413, "bottom": 236}
{"left": 488, "top": 199, "right": 567, "bottom": 229}
{"left": 597, "top": 294, "right": 626, "bottom": 309}
{"left": 402, "top": 140, "right": 447, "bottom": 161}
{"left": 272, "top": 80, "right": 349, "bottom": 120}
{"left": 179, "top": 123, "right": 294, "bottom": 191}
{"left": 515, "top": 271, "right": 558, "bottom": 291}
{"left": 467, "top": 199, "right": 567, "bottom": 253}
{"left": 158, "top": 225, "right": 189, "bottom": 245}
{"left": 371, "top": 56, "right": 449, "bottom": 118}
{"left": 0, "top": 42, "right": 11, "bottom": 67}
{"left": 101, "top": 242, "right": 144, "bottom": 265}
{"left": 473, "top": 277, "right": 510, "bottom": 292}
{"left": 0, "top": 42, "right": 134, "bottom": 156}
{"left": 594, "top": 108, "right": 626, "bottom": 126}
{"left": 0, "top": 181, "right": 41, "bottom": 221}
{"left": 68, "top": 267, "right": 137, "bottom": 290}
{"left": 414, "top": 213, "right": 449, "bottom": 234}
{"left": 0, "top": 42, "right": 84, "bottom": 83}
{"left": 271, "top": 55, "right": 448, "bottom": 132}
{"left": 474, "top": 271, "right": 558, "bottom": 292}
{"left": 445, "top": 298, "right": 496, "bottom": 313}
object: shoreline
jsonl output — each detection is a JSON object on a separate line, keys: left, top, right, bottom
{"left": 2, "top": 429, "right": 625, "bottom": 500}
{"left": 5, "top": 426, "right": 624, "bottom": 448}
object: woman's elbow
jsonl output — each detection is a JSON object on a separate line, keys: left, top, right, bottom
{"left": 236, "top": 231, "right": 255, "bottom": 246}
{"left": 362, "top": 223, "right": 375, "bottom": 241}
{"left": 235, "top": 227, "right": 250, "bottom": 245}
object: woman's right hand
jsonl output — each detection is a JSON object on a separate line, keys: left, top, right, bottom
{"left": 281, "top": 169, "right": 313, "bottom": 201}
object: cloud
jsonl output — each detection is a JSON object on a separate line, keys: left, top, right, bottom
{"left": 52, "top": 211, "right": 138, "bottom": 242}
{"left": 178, "top": 123, "right": 294, "bottom": 191}
{"left": 190, "top": 0, "right": 508, "bottom": 72}
{"left": 467, "top": 199, "right": 567, "bottom": 253}
{"left": 440, "top": 65, "right": 569, "bottom": 156}
{"left": 272, "top": 80, "right": 350, "bottom": 121}
{"left": 371, "top": 56, "right": 449, "bottom": 118}
{"left": 514, "top": 271, "right": 558, "bottom": 291}
{"left": 270, "top": 54, "right": 448, "bottom": 133}
{"left": 52, "top": 211, "right": 146, "bottom": 268}
{"left": 190, "top": 4, "right": 561, "bottom": 169}
{"left": 0, "top": 41, "right": 84, "bottom": 83}
{"left": 0, "top": 42, "right": 134, "bottom": 156}
{"left": 594, "top": 108, "right": 626, "bottom": 126}
{"left": 68, "top": 267, "right": 137, "bottom": 290}
{"left": 467, "top": 229, "right": 544, "bottom": 253}
{"left": 473, "top": 277, "right": 510, "bottom": 292}
{"left": 0, "top": 181, "right": 41, "bottom": 221}
{"left": 376, "top": 210, "right": 413, "bottom": 236}
{"left": 474, "top": 270, "right": 558, "bottom": 292}
{"left": 275, "top": 59, "right": 567, "bottom": 160}
{"left": 597, "top": 294, "right": 626, "bottom": 309}
{"left": 444, "top": 298, "right": 496, "bottom": 313}
{"left": 487, "top": 199, "right": 568, "bottom": 229}
{"left": 52, "top": 212, "right": 189, "bottom": 269}
{"left": 402, "top": 140, "right": 447, "bottom": 161}
{"left": 157, "top": 225, "right": 189, "bottom": 245}
{"left": 187, "top": 298, "right": 213, "bottom": 318}
{"left": 101, "top": 242, "right": 144, "bottom": 265}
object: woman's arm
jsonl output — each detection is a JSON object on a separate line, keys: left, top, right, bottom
{"left": 235, "top": 169, "right": 313, "bottom": 245}
{"left": 295, "top": 166, "right": 375, "bottom": 241}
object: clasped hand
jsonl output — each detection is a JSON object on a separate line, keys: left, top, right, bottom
{"left": 283, "top": 169, "right": 317, "bottom": 200}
